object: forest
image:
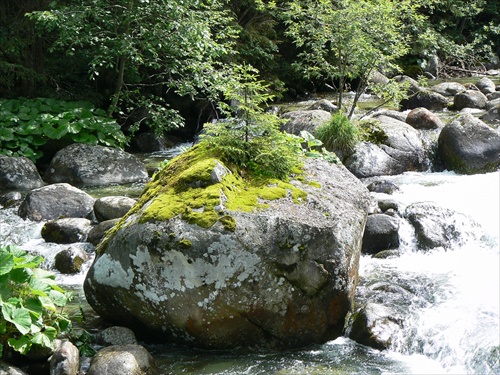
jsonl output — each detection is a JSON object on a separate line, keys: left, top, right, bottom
{"left": 1, "top": 0, "right": 499, "bottom": 148}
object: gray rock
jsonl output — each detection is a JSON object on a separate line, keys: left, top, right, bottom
{"left": 401, "top": 89, "right": 449, "bottom": 111}
{"left": 406, "top": 107, "right": 444, "bottom": 129}
{"left": 366, "top": 180, "right": 400, "bottom": 195}
{"left": 280, "top": 110, "right": 331, "bottom": 136}
{"left": 430, "top": 82, "right": 466, "bottom": 96}
{"left": 0, "top": 156, "right": 44, "bottom": 191}
{"left": 94, "top": 196, "right": 137, "bottom": 221}
{"left": 308, "top": 99, "right": 339, "bottom": 113}
{"left": 87, "top": 345, "right": 158, "bottom": 375}
{"left": 361, "top": 214, "right": 400, "bottom": 255}
{"left": 480, "top": 104, "right": 500, "bottom": 123}
{"left": 475, "top": 77, "right": 496, "bottom": 95}
{"left": 437, "top": 113, "right": 500, "bottom": 174}
{"left": 454, "top": 90, "right": 488, "bottom": 110}
{"left": 84, "top": 156, "right": 371, "bottom": 349}
{"left": 485, "top": 98, "right": 500, "bottom": 111}
{"left": 18, "top": 183, "right": 95, "bottom": 221}
{"left": 0, "top": 192, "right": 23, "bottom": 208}
{"left": 369, "top": 109, "right": 407, "bottom": 123}
{"left": 49, "top": 340, "right": 79, "bottom": 375}
{"left": 487, "top": 91, "right": 500, "bottom": 101}
{"left": 0, "top": 363, "right": 29, "bottom": 375}
{"left": 54, "top": 245, "right": 91, "bottom": 274}
{"left": 42, "top": 218, "right": 93, "bottom": 244}
{"left": 44, "top": 143, "right": 148, "bottom": 186}
{"left": 97, "top": 326, "right": 138, "bottom": 346}
{"left": 404, "top": 203, "right": 480, "bottom": 250}
{"left": 88, "top": 219, "right": 120, "bottom": 246}
{"left": 393, "top": 75, "right": 420, "bottom": 96}
{"left": 377, "top": 199, "right": 400, "bottom": 213}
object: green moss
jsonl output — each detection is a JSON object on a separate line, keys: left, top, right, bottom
{"left": 177, "top": 239, "right": 192, "bottom": 250}
{"left": 219, "top": 215, "right": 236, "bottom": 232}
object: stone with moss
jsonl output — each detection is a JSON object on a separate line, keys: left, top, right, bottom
{"left": 84, "top": 143, "right": 371, "bottom": 349}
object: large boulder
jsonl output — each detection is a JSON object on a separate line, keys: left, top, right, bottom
{"left": 0, "top": 156, "right": 44, "bottom": 191}
{"left": 437, "top": 113, "right": 500, "bottom": 174}
{"left": 361, "top": 214, "right": 400, "bottom": 255}
{"left": 401, "top": 89, "right": 449, "bottom": 111}
{"left": 475, "top": 77, "right": 496, "bottom": 95}
{"left": 280, "top": 109, "right": 331, "bottom": 136}
{"left": 84, "top": 147, "right": 371, "bottom": 349}
{"left": 345, "top": 115, "right": 426, "bottom": 177}
{"left": 41, "top": 218, "right": 93, "bottom": 244}
{"left": 406, "top": 107, "right": 444, "bottom": 130}
{"left": 44, "top": 143, "right": 148, "bottom": 186}
{"left": 18, "top": 183, "right": 95, "bottom": 221}
{"left": 94, "top": 196, "right": 137, "bottom": 222}
{"left": 454, "top": 90, "right": 488, "bottom": 110}
{"left": 430, "top": 82, "right": 466, "bottom": 96}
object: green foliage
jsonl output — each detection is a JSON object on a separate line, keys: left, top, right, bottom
{"left": 0, "top": 97, "right": 126, "bottom": 162}
{"left": 201, "top": 66, "right": 302, "bottom": 179}
{"left": 0, "top": 244, "right": 72, "bottom": 358}
{"left": 315, "top": 113, "right": 359, "bottom": 156}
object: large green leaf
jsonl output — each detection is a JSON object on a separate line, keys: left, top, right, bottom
{"left": 42, "top": 123, "right": 68, "bottom": 139}
{"left": 0, "top": 127, "right": 15, "bottom": 141}
{"left": 8, "top": 336, "right": 32, "bottom": 355}
{"left": 2, "top": 304, "right": 32, "bottom": 335}
{"left": 0, "top": 251, "right": 14, "bottom": 276}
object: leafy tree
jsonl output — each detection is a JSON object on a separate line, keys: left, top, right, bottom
{"left": 276, "top": 0, "right": 411, "bottom": 118}
{"left": 28, "top": 0, "right": 240, "bottom": 135}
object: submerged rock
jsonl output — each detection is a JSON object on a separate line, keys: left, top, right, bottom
{"left": 84, "top": 146, "right": 371, "bottom": 349}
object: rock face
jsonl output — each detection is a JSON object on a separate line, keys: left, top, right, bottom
{"left": 0, "top": 156, "right": 44, "bottom": 191}
{"left": 345, "top": 115, "right": 426, "bottom": 177}
{"left": 437, "top": 113, "right": 500, "bottom": 174}
{"left": 44, "top": 143, "right": 148, "bottom": 186}
{"left": 84, "top": 148, "right": 371, "bottom": 349}
{"left": 280, "top": 110, "right": 331, "bottom": 136}
{"left": 18, "top": 183, "right": 95, "bottom": 221}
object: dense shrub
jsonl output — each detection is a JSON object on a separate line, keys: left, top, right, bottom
{"left": 315, "top": 112, "right": 360, "bottom": 155}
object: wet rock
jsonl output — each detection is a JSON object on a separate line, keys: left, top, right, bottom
{"left": 18, "top": 183, "right": 95, "bottom": 221}
{"left": 393, "top": 75, "right": 420, "bottom": 96}
{"left": 44, "top": 143, "right": 148, "bottom": 186}
{"left": 404, "top": 202, "right": 480, "bottom": 250}
{"left": 347, "top": 302, "right": 401, "bottom": 350}
{"left": 485, "top": 98, "right": 500, "bottom": 111}
{"left": 307, "top": 99, "right": 339, "bottom": 113}
{"left": 406, "top": 107, "right": 444, "bottom": 129}
{"left": 377, "top": 199, "right": 400, "bottom": 213}
{"left": 487, "top": 91, "right": 500, "bottom": 101}
{"left": 54, "top": 246, "right": 91, "bottom": 274}
{"left": 87, "top": 345, "right": 159, "bottom": 375}
{"left": 362, "top": 214, "right": 400, "bottom": 255}
{"left": 453, "top": 90, "right": 488, "bottom": 110}
{"left": 131, "top": 132, "right": 178, "bottom": 153}
{"left": 401, "top": 89, "right": 449, "bottom": 111}
{"left": 0, "top": 363, "right": 29, "bottom": 375}
{"left": 84, "top": 154, "right": 371, "bottom": 349}
{"left": 87, "top": 219, "right": 120, "bottom": 246}
{"left": 475, "top": 77, "right": 496, "bottom": 95}
{"left": 480, "top": 104, "right": 500, "bottom": 123}
{"left": 280, "top": 110, "right": 331, "bottom": 136}
{"left": 42, "top": 218, "right": 93, "bottom": 244}
{"left": 437, "top": 113, "right": 500, "bottom": 174}
{"left": 372, "top": 249, "right": 400, "bottom": 259}
{"left": 366, "top": 180, "right": 400, "bottom": 195}
{"left": 0, "top": 155, "right": 44, "bottom": 191}
{"left": 97, "top": 326, "right": 138, "bottom": 346}
{"left": 49, "top": 340, "right": 79, "bottom": 375}
{"left": 430, "top": 82, "right": 466, "bottom": 96}
{"left": 369, "top": 109, "right": 407, "bottom": 123}
{"left": 0, "top": 192, "right": 23, "bottom": 208}
{"left": 94, "top": 196, "right": 137, "bottom": 221}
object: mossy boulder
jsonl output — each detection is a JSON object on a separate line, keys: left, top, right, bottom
{"left": 84, "top": 145, "right": 371, "bottom": 349}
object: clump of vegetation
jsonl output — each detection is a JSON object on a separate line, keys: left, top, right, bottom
{"left": 0, "top": 98, "right": 126, "bottom": 163}
{"left": 315, "top": 112, "right": 360, "bottom": 156}
{"left": 0, "top": 244, "right": 72, "bottom": 358}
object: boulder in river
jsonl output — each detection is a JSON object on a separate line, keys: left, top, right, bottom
{"left": 41, "top": 217, "right": 93, "bottom": 244}
{"left": 94, "top": 196, "right": 137, "bottom": 221}
{"left": 400, "top": 89, "right": 449, "bottom": 111}
{"left": 437, "top": 113, "right": 500, "bottom": 174}
{"left": 475, "top": 77, "right": 496, "bottom": 95}
{"left": 280, "top": 109, "right": 331, "bottom": 136}
{"left": 44, "top": 143, "right": 148, "bottom": 186}
{"left": 0, "top": 155, "right": 44, "bottom": 191}
{"left": 84, "top": 145, "right": 371, "bottom": 349}
{"left": 480, "top": 104, "right": 500, "bottom": 123}
{"left": 453, "top": 90, "right": 488, "bottom": 110}
{"left": 18, "top": 183, "right": 95, "bottom": 221}
{"left": 54, "top": 245, "right": 91, "bottom": 274}
{"left": 87, "top": 345, "right": 159, "bottom": 375}
{"left": 406, "top": 107, "right": 444, "bottom": 130}
{"left": 361, "top": 214, "right": 400, "bottom": 255}
{"left": 429, "top": 82, "right": 466, "bottom": 97}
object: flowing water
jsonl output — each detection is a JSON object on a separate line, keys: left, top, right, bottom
{"left": 1, "top": 166, "right": 498, "bottom": 374}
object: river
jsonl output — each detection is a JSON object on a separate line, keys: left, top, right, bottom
{"left": 0, "top": 166, "right": 498, "bottom": 374}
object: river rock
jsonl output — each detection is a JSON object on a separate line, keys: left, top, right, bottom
{"left": 401, "top": 89, "right": 449, "bottom": 111}
{"left": 361, "top": 214, "right": 400, "bottom": 255}
{"left": 280, "top": 109, "right": 331, "bottom": 135}
{"left": 345, "top": 115, "right": 426, "bottom": 177}
{"left": 18, "top": 183, "right": 95, "bottom": 221}
{"left": 0, "top": 364, "right": 29, "bottom": 375}
{"left": 406, "top": 107, "right": 444, "bottom": 129}
{"left": 97, "top": 326, "right": 138, "bottom": 346}
{"left": 347, "top": 302, "right": 401, "bottom": 350}
{"left": 94, "top": 196, "right": 137, "bottom": 221}
{"left": 84, "top": 149, "right": 371, "bottom": 349}
{"left": 42, "top": 218, "right": 93, "bottom": 244}
{"left": 486, "top": 98, "right": 500, "bottom": 111}
{"left": 487, "top": 91, "right": 500, "bottom": 101}
{"left": 54, "top": 245, "right": 91, "bottom": 274}
{"left": 393, "top": 75, "right": 420, "bottom": 96}
{"left": 87, "top": 345, "right": 158, "bottom": 375}
{"left": 308, "top": 99, "right": 339, "bottom": 113}
{"left": 404, "top": 203, "right": 480, "bottom": 250}
{"left": 437, "top": 113, "right": 500, "bottom": 174}
{"left": 44, "top": 143, "right": 148, "bottom": 186}
{"left": 453, "top": 90, "right": 488, "bottom": 110}
{"left": 480, "top": 104, "right": 500, "bottom": 123}
{"left": 475, "top": 77, "right": 496, "bottom": 95}
{"left": 0, "top": 192, "right": 23, "bottom": 208}
{"left": 49, "top": 340, "right": 79, "bottom": 375}
{"left": 0, "top": 155, "right": 44, "bottom": 191}
{"left": 87, "top": 219, "right": 120, "bottom": 246}
{"left": 366, "top": 180, "right": 400, "bottom": 195}
{"left": 430, "top": 82, "right": 466, "bottom": 96}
